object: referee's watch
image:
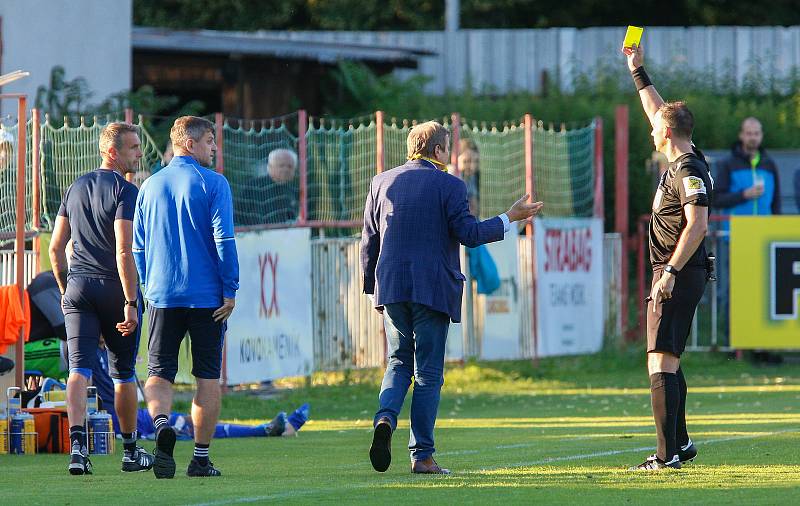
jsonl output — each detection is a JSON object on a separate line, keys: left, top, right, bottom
{"left": 664, "top": 265, "right": 680, "bottom": 276}
{"left": 124, "top": 299, "right": 138, "bottom": 308}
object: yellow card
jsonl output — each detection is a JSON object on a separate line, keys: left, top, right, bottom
{"left": 623, "top": 25, "right": 643, "bottom": 48}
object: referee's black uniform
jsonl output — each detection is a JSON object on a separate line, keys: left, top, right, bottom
{"left": 645, "top": 145, "right": 713, "bottom": 469}
{"left": 647, "top": 146, "right": 713, "bottom": 356}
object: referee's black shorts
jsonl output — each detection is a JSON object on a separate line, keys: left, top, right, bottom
{"left": 147, "top": 306, "right": 226, "bottom": 382}
{"left": 647, "top": 266, "right": 706, "bottom": 357}
{"left": 62, "top": 275, "right": 141, "bottom": 383}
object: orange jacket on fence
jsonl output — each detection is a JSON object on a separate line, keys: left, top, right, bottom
{"left": 0, "top": 285, "right": 30, "bottom": 354}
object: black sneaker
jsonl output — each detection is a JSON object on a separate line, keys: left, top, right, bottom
{"left": 122, "top": 446, "right": 155, "bottom": 472}
{"left": 369, "top": 417, "right": 393, "bottom": 472}
{"left": 264, "top": 412, "right": 286, "bottom": 437}
{"left": 153, "top": 426, "right": 177, "bottom": 479}
{"left": 628, "top": 454, "right": 682, "bottom": 471}
{"left": 68, "top": 452, "right": 93, "bottom": 475}
{"left": 678, "top": 439, "right": 698, "bottom": 463}
{"left": 187, "top": 458, "right": 222, "bottom": 477}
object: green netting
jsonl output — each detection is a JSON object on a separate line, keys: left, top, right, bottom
{"left": 306, "top": 116, "right": 377, "bottom": 223}
{"left": 39, "top": 115, "right": 162, "bottom": 230}
{"left": 0, "top": 119, "right": 34, "bottom": 244}
{"left": 0, "top": 112, "right": 598, "bottom": 239}
{"left": 532, "top": 121, "right": 596, "bottom": 217}
{"left": 223, "top": 116, "right": 299, "bottom": 227}
{"left": 461, "top": 120, "right": 526, "bottom": 219}
{"left": 383, "top": 118, "right": 411, "bottom": 170}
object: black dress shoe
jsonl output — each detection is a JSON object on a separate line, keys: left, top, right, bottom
{"left": 370, "top": 417, "right": 393, "bottom": 472}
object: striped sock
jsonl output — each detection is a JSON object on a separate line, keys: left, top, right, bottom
{"left": 194, "top": 443, "right": 210, "bottom": 466}
{"left": 70, "top": 425, "right": 86, "bottom": 455}
{"left": 153, "top": 414, "right": 169, "bottom": 433}
{"left": 122, "top": 430, "right": 138, "bottom": 453}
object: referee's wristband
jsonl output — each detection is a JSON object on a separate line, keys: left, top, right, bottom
{"left": 631, "top": 66, "right": 652, "bottom": 91}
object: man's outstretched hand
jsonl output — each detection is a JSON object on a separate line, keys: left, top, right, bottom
{"left": 622, "top": 43, "right": 644, "bottom": 72}
{"left": 506, "top": 194, "right": 544, "bottom": 222}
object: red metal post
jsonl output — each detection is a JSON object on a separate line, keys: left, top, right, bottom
{"left": 615, "top": 105, "right": 630, "bottom": 337}
{"left": 524, "top": 114, "right": 538, "bottom": 361}
{"left": 450, "top": 113, "right": 461, "bottom": 177}
{"left": 637, "top": 215, "right": 648, "bottom": 336}
{"left": 593, "top": 117, "right": 604, "bottom": 219}
{"left": 374, "top": 111, "right": 387, "bottom": 365}
{"left": 213, "top": 112, "right": 226, "bottom": 390}
{"left": 32, "top": 108, "right": 41, "bottom": 273}
{"left": 298, "top": 110, "right": 308, "bottom": 224}
{"left": 376, "top": 111, "right": 385, "bottom": 174}
{"left": 215, "top": 112, "right": 224, "bottom": 174}
{"left": 14, "top": 97, "right": 27, "bottom": 389}
{"left": 124, "top": 108, "right": 135, "bottom": 183}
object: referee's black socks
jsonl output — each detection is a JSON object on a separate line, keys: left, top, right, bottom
{"left": 650, "top": 372, "right": 680, "bottom": 462}
{"left": 676, "top": 367, "right": 689, "bottom": 447}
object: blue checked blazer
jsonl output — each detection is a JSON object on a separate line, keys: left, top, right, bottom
{"left": 360, "top": 159, "right": 505, "bottom": 322}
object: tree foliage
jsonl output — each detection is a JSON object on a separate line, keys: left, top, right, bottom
{"left": 327, "top": 60, "right": 800, "bottom": 230}
{"left": 134, "top": 0, "right": 800, "bottom": 30}
{"left": 34, "top": 66, "right": 204, "bottom": 137}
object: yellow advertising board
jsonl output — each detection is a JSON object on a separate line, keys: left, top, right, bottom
{"left": 730, "top": 216, "right": 800, "bottom": 349}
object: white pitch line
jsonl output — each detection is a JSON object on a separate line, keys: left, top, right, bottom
{"left": 186, "top": 428, "right": 797, "bottom": 506}
{"left": 469, "top": 428, "right": 798, "bottom": 473}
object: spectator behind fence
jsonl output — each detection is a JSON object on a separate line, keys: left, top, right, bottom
{"left": 712, "top": 117, "right": 781, "bottom": 341}
{"left": 450, "top": 139, "right": 481, "bottom": 216}
{"left": 150, "top": 139, "right": 174, "bottom": 175}
{"left": 0, "top": 128, "right": 12, "bottom": 170}
{"left": 238, "top": 148, "right": 299, "bottom": 226}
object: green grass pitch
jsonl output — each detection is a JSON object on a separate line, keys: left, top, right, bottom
{"left": 3, "top": 348, "right": 799, "bottom": 505}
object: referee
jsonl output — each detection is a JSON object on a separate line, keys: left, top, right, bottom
{"left": 624, "top": 43, "right": 713, "bottom": 470}
{"left": 49, "top": 122, "right": 154, "bottom": 475}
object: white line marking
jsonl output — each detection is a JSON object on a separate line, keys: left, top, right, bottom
{"left": 469, "top": 428, "right": 798, "bottom": 472}
{"left": 186, "top": 428, "right": 797, "bottom": 506}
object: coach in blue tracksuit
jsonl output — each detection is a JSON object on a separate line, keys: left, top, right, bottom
{"left": 362, "top": 121, "right": 543, "bottom": 474}
{"left": 713, "top": 117, "right": 781, "bottom": 340}
{"left": 134, "top": 116, "right": 239, "bottom": 479}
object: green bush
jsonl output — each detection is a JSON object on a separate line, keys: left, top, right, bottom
{"left": 325, "top": 60, "right": 800, "bottom": 231}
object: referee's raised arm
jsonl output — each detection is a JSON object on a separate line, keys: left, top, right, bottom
{"left": 623, "top": 43, "right": 665, "bottom": 127}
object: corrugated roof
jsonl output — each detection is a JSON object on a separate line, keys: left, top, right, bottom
{"left": 132, "top": 27, "right": 432, "bottom": 67}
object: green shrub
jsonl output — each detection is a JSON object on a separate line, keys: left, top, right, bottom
{"left": 326, "top": 60, "right": 800, "bottom": 230}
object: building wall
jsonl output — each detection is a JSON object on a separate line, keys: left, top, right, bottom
{"left": 0, "top": 0, "right": 131, "bottom": 116}
{"left": 261, "top": 26, "right": 800, "bottom": 95}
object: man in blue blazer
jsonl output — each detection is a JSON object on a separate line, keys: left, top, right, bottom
{"left": 361, "top": 121, "right": 543, "bottom": 474}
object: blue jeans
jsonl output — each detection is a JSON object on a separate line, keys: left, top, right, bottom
{"left": 374, "top": 302, "right": 450, "bottom": 461}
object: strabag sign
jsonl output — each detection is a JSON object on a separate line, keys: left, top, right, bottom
{"left": 225, "top": 228, "right": 314, "bottom": 384}
{"left": 534, "top": 217, "right": 604, "bottom": 356}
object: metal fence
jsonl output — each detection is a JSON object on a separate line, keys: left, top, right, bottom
{"left": 310, "top": 234, "right": 623, "bottom": 370}
{"left": 261, "top": 26, "right": 800, "bottom": 94}
{"left": 310, "top": 238, "right": 384, "bottom": 370}
{"left": 0, "top": 250, "right": 37, "bottom": 288}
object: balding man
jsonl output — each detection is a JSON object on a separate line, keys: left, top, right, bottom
{"left": 237, "top": 148, "right": 299, "bottom": 226}
{"left": 713, "top": 117, "right": 782, "bottom": 343}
